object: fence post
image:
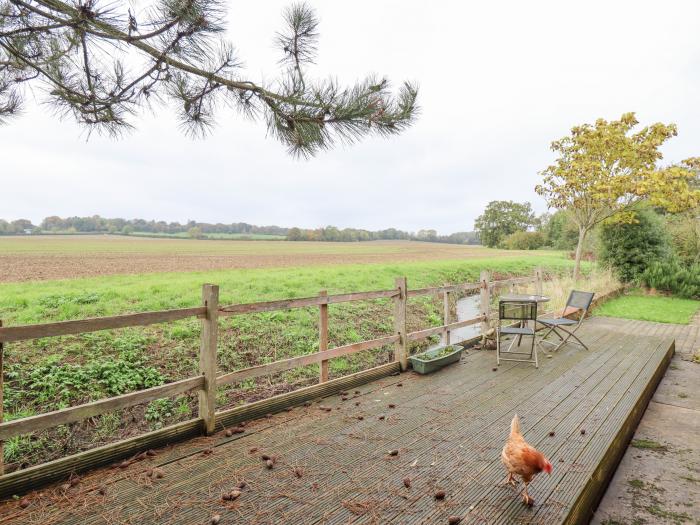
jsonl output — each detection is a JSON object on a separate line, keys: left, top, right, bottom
{"left": 0, "top": 319, "right": 3, "bottom": 475}
{"left": 535, "top": 267, "right": 543, "bottom": 296}
{"left": 443, "top": 287, "right": 450, "bottom": 346}
{"left": 479, "top": 270, "right": 491, "bottom": 339}
{"left": 199, "top": 284, "right": 219, "bottom": 435}
{"left": 319, "top": 290, "right": 329, "bottom": 383}
{"left": 394, "top": 277, "right": 408, "bottom": 371}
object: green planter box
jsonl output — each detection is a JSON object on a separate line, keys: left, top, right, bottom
{"left": 409, "top": 345, "right": 464, "bottom": 374}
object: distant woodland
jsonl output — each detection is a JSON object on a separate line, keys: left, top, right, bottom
{"left": 0, "top": 216, "right": 479, "bottom": 244}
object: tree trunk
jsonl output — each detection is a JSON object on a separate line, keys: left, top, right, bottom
{"left": 573, "top": 227, "right": 587, "bottom": 281}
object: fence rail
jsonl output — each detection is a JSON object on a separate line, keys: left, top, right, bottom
{"left": 0, "top": 307, "right": 206, "bottom": 343}
{"left": 216, "top": 334, "right": 400, "bottom": 387}
{"left": 407, "top": 315, "right": 485, "bottom": 342}
{"left": 218, "top": 289, "right": 399, "bottom": 316}
{"left": 407, "top": 282, "right": 482, "bottom": 297}
{"left": 0, "top": 376, "right": 204, "bottom": 442}
{"left": 0, "top": 270, "right": 541, "bottom": 477}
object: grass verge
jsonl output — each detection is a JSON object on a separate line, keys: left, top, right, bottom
{"left": 595, "top": 290, "right": 700, "bottom": 325}
{"left": 0, "top": 255, "right": 578, "bottom": 323}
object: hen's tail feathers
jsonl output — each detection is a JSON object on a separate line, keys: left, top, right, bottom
{"left": 510, "top": 414, "right": 521, "bottom": 437}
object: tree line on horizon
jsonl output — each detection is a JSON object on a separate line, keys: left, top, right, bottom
{"left": 0, "top": 216, "right": 480, "bottom": 245}
{"left": 286, "top": 227, "right": 478, "bottom": 244}
{"left": 0, "top": 216, "right": 288, "bottom": 237}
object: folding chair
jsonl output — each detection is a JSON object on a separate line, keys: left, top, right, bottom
{"left": 496, "top": 300, "right": 539, "bottom": 368}
{"left": 538, "top": 290, "right": 595, "bottom": 352}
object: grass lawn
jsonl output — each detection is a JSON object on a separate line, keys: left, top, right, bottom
{"left": 595, "top": 291, "right": 700, "bottom": 324}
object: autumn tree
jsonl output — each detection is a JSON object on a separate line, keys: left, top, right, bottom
{"left": 473, "top": 200, "right": 535, "bottom": 248}
{"left": 0, "top": 2, "right": 418, "bottom": 156}
{"left": 536, "top": 113, "right": 700, "bottom": 280}
{"left": 416, "top": 229, "right": 438, "bottom": 242}
{"left": 0, "top": 218, "right": 35, "bottom": 233}
{"left": 187, "top": 226, "right": 204, "bottom": 239}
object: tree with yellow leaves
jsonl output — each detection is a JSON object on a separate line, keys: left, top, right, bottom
{"left": 536, "top": 112, "right": 699, "bottom": 280}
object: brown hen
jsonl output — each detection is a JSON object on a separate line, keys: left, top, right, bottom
{"left": 501, "top": 414, "right": 552, "bottom": 505}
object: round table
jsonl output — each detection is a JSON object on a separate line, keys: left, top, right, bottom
{"left": 498, "top": 293, "right": 550, "bottom": 304}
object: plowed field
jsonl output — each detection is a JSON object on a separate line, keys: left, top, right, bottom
{"left": 0, "top": 236, "right": 544, "bottom": 282}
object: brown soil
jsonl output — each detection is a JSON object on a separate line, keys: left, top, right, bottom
{"left": 0, "top": 238, "right": 518, "bottom": 282}
{"left": 0, "top": 253, "right": 440, "bottom": 282}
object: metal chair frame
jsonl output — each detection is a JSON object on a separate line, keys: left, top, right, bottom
{"left": 496, "top": 300, "right": 540, "bottom": 369}
{"left": 538, "top": 290, "right": 595, "bottom": 352}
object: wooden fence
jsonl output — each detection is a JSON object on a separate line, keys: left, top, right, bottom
{"left": 0, "top": 270, "right": 541, "bottom": 492}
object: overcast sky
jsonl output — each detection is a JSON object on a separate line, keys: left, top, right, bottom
{"left": 2, "top": 0, "right": 699, "bottom": 234}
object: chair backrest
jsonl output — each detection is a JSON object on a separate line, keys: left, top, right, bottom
{"left": 566, "top": 290, "right": 595, "bottom": 312}
{"left": 499, "top": 300, "right": 538, "bottom": 321}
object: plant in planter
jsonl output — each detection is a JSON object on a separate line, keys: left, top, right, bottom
{"left": 409, "top": 345, "right": 464, "bottom": 375}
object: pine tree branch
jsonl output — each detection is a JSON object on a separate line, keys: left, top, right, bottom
{"left": 0, "top": 0, "right": 418, "bottom": 154}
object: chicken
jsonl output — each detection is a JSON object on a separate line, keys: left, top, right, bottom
{"left": 501, "top": 414, "right": 552, "bottom": 505}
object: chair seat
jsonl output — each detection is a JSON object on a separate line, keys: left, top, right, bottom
{"left": 538, "top": 317, "right": 577, "bottom": 326}
{"left": 499, "top": 326, "right": 536, "bottom": 336}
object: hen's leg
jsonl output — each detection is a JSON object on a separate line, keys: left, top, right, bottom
{"left": 521, "top": 482, "right": 534, "bottom": 506}
{"left": 499, "top": 473, "right": 517, "bottom": 488}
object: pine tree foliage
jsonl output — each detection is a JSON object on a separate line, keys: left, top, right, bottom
{"left": 0, "top": 1, "right": 418, "bottom": 155}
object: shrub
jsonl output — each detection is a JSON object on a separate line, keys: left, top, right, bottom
{"left": 188, "top": 226, "right": 205, "bottom": 239}
{"left": 145, "top": 398, "right": 176, "bottom": 429}
{"left": 27, "top": 354, "right": 164, "bottom": 407}
{"left": 500, "top": 231, "right": 545, "bottom": 250}
{"left": 665, "top": 210, "right": 700, "bottom": 266}
{"left": 541, "top": 210, "right": 579, "bottom": 250}
{"left": 22, "top": 334, "right": 165, "bottom": 409}
{"left": 598, "top": 208, "right": 670, "bottom": 282}
{"left": 640, "top": 260, "right": 700, "bottom": 299}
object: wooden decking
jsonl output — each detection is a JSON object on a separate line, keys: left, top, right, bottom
{"left": 1, "top": 317, "right": 674, "bottom": 524}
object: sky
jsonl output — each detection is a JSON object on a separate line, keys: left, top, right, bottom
{"left": 1, "top": 0, "right": 699, "bottom": 234}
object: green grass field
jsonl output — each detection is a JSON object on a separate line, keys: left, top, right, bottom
{"left": 595, "top": 290, "right": 700, "bottom": 324}
{"left": 0, "top": 254, "right": 578, "bottom": 324}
